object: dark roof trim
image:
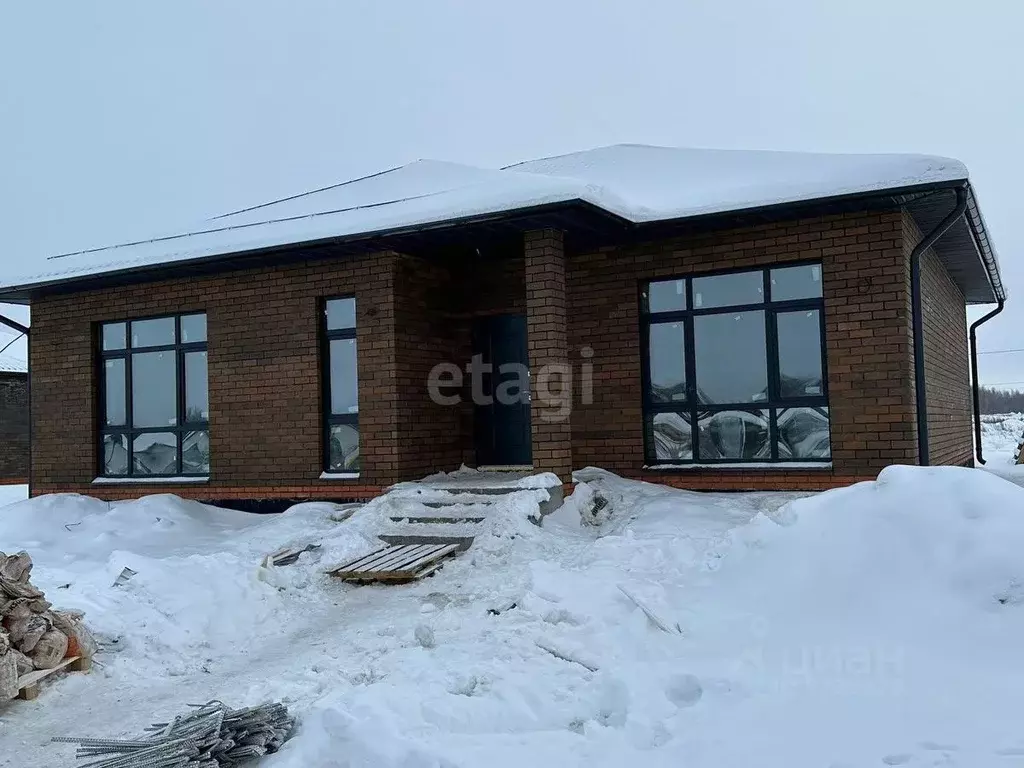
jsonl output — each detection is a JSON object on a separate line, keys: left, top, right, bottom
{"left": 964, "top": 183, "right": 1005, "bottom": 301}
{"left": 0, "top": 176, "right": 1003, "bottom": 304}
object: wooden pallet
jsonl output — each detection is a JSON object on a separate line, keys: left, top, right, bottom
{"left": 7, "top": 655, "right": 91, "bottom": 702}
{"left": 328, "top": 543, "right": 461, "bottom": 584}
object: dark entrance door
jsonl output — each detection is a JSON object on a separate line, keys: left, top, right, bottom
{"left": 472, "top": 314, "right": 532, "bottom": 466}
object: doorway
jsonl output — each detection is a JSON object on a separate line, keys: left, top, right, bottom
{"left": 472, "top": 314, "right": 532, "bottom": 466}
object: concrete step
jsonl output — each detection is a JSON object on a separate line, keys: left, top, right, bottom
{"left": 378, "top": 534, "right": 475, "bottom": 552}
{"left": 388, "top": 515, "right": 486, "bottom": 525}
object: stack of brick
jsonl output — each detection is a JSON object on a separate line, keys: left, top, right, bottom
{"left": 0, "top": 551, "right": 96, "bottom": 700}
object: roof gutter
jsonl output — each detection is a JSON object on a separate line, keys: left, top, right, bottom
{"left": 911, "top": 185, "right": 968, "bottom": 466}
{"left": 969, "top": 299, "right": 1005, "bottom": 464}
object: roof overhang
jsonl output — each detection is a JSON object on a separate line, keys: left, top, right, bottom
{"left": 0, "top": 179, "right": 1003, "bottom": 305}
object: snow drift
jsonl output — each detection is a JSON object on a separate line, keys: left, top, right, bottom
{"left": 3, "top": 466, "right": 1024, "bottom": 766}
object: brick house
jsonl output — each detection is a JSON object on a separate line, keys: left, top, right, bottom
{"left": 0, "top": 354, "right": 29, "bottom": 484}
{"left": 0, "top": 145, "right": 1006, "bottom": 505}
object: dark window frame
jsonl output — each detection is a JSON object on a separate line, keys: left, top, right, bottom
{"left": 320, "top": 296, "right": 359, "bottom": 473}
{"left": 97, "top": 312, "right": 210, "bottom": 478}
{"left": 640, "top": 261, "right": 830, "bottom": 465}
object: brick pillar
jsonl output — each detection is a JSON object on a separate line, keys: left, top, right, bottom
{"left": 524, "top": 229, "right": 573, "bottom": 481}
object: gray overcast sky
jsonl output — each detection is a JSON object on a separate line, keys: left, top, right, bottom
{"left": 1, "top": 0, "right": 1021, "bottom": 384}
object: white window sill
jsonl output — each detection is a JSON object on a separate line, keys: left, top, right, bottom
{"left": 644, "top": 462, "right": 833, "bottom": 471}
{"left": 92, "top": 476, "right": 210, "bottom": 485}
{"left": 320, "top": 472, "right": 361, "bottom": 480}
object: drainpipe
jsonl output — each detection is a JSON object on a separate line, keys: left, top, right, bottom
{"left": 911, "top": 186, "right": 968, "bottom": 466}
{"left": 969, "top": 299, "right": 1005, "bottom": 464}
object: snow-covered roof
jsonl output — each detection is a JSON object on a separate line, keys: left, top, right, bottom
{"left": 0, "top": 144, "right": 997, "bottom": 301}
{"left": 0, "top": 353, "right": 27, "bottom": 374}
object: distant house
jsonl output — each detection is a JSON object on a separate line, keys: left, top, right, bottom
{"left": 0, "top": 145, "right": 1006, "bottom": 504}
{"left": 0, "top": 353, "right": 28, "bottom": 483}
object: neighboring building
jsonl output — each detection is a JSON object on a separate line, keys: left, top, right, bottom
{"left": 0, "top": 145, "right": 1006, "bottom": 504}
{"left": 0, "top": 353, "right": 28, "bottom": 483}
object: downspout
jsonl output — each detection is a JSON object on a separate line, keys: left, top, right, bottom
{"left": 969, "top": 299, "right": 1005, "bottom": 464}
{"left": 911, "top": 186, "right": 968, "bottom": 466}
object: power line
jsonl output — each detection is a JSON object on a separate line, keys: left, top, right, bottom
{"left": 978, "top": 347, "right": 1024, "bottom": 355}
{"left": 0, "top": 332, "right": 23, "bottom": 357}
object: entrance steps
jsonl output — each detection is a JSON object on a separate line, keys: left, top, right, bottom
{"left": 329, "top": 468, "right": 563, "bottom": 583}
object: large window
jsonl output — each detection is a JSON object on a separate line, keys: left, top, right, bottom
{"left": 323, "top": 297, "right": 359, "bottom": 472}
{"left": 99, "top": 313, "right": 210, "bottom": 477}
{"left": 641, "top": 263, "right": 830, "bottom": 464}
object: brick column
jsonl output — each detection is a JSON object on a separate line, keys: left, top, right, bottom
{"left": 524, "top": 229, "right": 573, "bottom": 481}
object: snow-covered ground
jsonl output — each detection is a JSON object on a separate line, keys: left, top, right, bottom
{"left": 3, "top": 465, "right": 1024, "bottom": 766}
{"left": 979, "top": 413, "right": 1024, "bottom": 486}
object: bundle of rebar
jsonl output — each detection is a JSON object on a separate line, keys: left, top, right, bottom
{"left": 53, "top": 700, "right": 295, "bottom": 767}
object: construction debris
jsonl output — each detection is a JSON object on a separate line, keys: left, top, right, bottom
{"left": 261, "top": 543, "right": 322, "bottom": 569}
{"left": 53, "top": 699, "right": 296, "bottom": 766}
{"left": 328, "top": 542, "right": 461, "bottom": 584}
{"left": 1, "top": 551, "right": 97, "bottom": 701}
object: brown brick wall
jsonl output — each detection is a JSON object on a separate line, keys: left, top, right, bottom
{"left": 0, "top": 373, "right": 28, "bottom": 482}
{"left": 567, "top": 209, "right": 919, "bottom": 491}
{"left": 25, "top": 206, "right": 973, "bottom": 500}
{"left": 903, "top": 213, "right": 973, "bottom": 466}
{"left": 393, "top": 255, "right": 463, "bottom": 477}
{"left": 29, "top": 249, "right": 404, "bottom": 500}
{"left": 525, "top": 229, "right": 573, "bottom": 481}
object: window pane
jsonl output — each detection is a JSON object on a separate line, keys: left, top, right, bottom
{"left": 778, "top": 310, "right": 824, "bottom": 398}
{"left": 328, "top": 423, "right": 360, "bottom": 471}
{"left": 776, "top": 407, "right": 831, "bottom": 459}
{"left": 103, "top": 359, "right": 127, "bottom": 427}
{"left": 180, "top": 314, "right": 207, "bottom": 343}
{"left": 648, "top": 412, "right": 692, "bottom": 462}
{"left": 327, "top": 298, "right": 356, "bottom": 330}
{"left": 647, "top": 280, "right": 686, "bottom": 313}
{"left": 694, "top": 311, "right": 767, "bottom": 404}
{"left": 132, "top": 432, "right": 178, "bottom": 475}
{"left": 185, "top": 351, "right": 209, "bottom": 422}
{"left": 692, "top": 271, "right": 763, "bottom": 309}
{"left": 102, "top": 322, "right": 126, "bottom": 351}
{"left": 131, "top": 317, "right": 175, "bottom": 348}
{"left": 132, "top": 351, "right": 178, "bottom": 427}
{"left": 182, "top": 430, "right": 211, "bottom": 474}
{"left": 648, "top": 322, "right": 687, "bottom": 402}
{"left": 771, "top": 264, "right": 822, "bottom": 301}
{"left": 697, "top": 409, "right": 770, "bottom": 460}
{"left": 102, "top": 433, "right": 128, "bottom": 475}
{"left": 330, "top": 339, "right": 358, "bottom": 414}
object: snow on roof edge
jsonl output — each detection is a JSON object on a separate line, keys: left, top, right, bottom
{"left": 0, "top": 144, "right": 988, "bottom": 299}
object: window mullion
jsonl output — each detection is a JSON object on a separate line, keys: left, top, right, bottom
{"left": 126, "top": 349, "right": 134, "bottom": 475}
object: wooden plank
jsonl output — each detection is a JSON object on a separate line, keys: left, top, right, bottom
{"left": 332, "top": 545, "right": 395, "bottom": 572}
{"left": 365, "top": 545, "right": 458, "bottom": 581}
{"left": 388, "top": 544, "right": 458, "bottom": 575}
{"left": 330, "top": 544, "right": 432, "bottom": 578}
{"left": 356, "top": 545, "right": 436, "bottom": 574}
{"left": 15, "top": 656, "right": 81, "bottom": 701}
{"left": 361, "top": 544, "right": 446, "bottom": 574}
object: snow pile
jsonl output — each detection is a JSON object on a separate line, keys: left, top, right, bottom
{"left": 0, "top": 493, "right": 382, "bottom": 674}
{"left": 4, "top": 467, "right": 1024, "bottom": 766}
